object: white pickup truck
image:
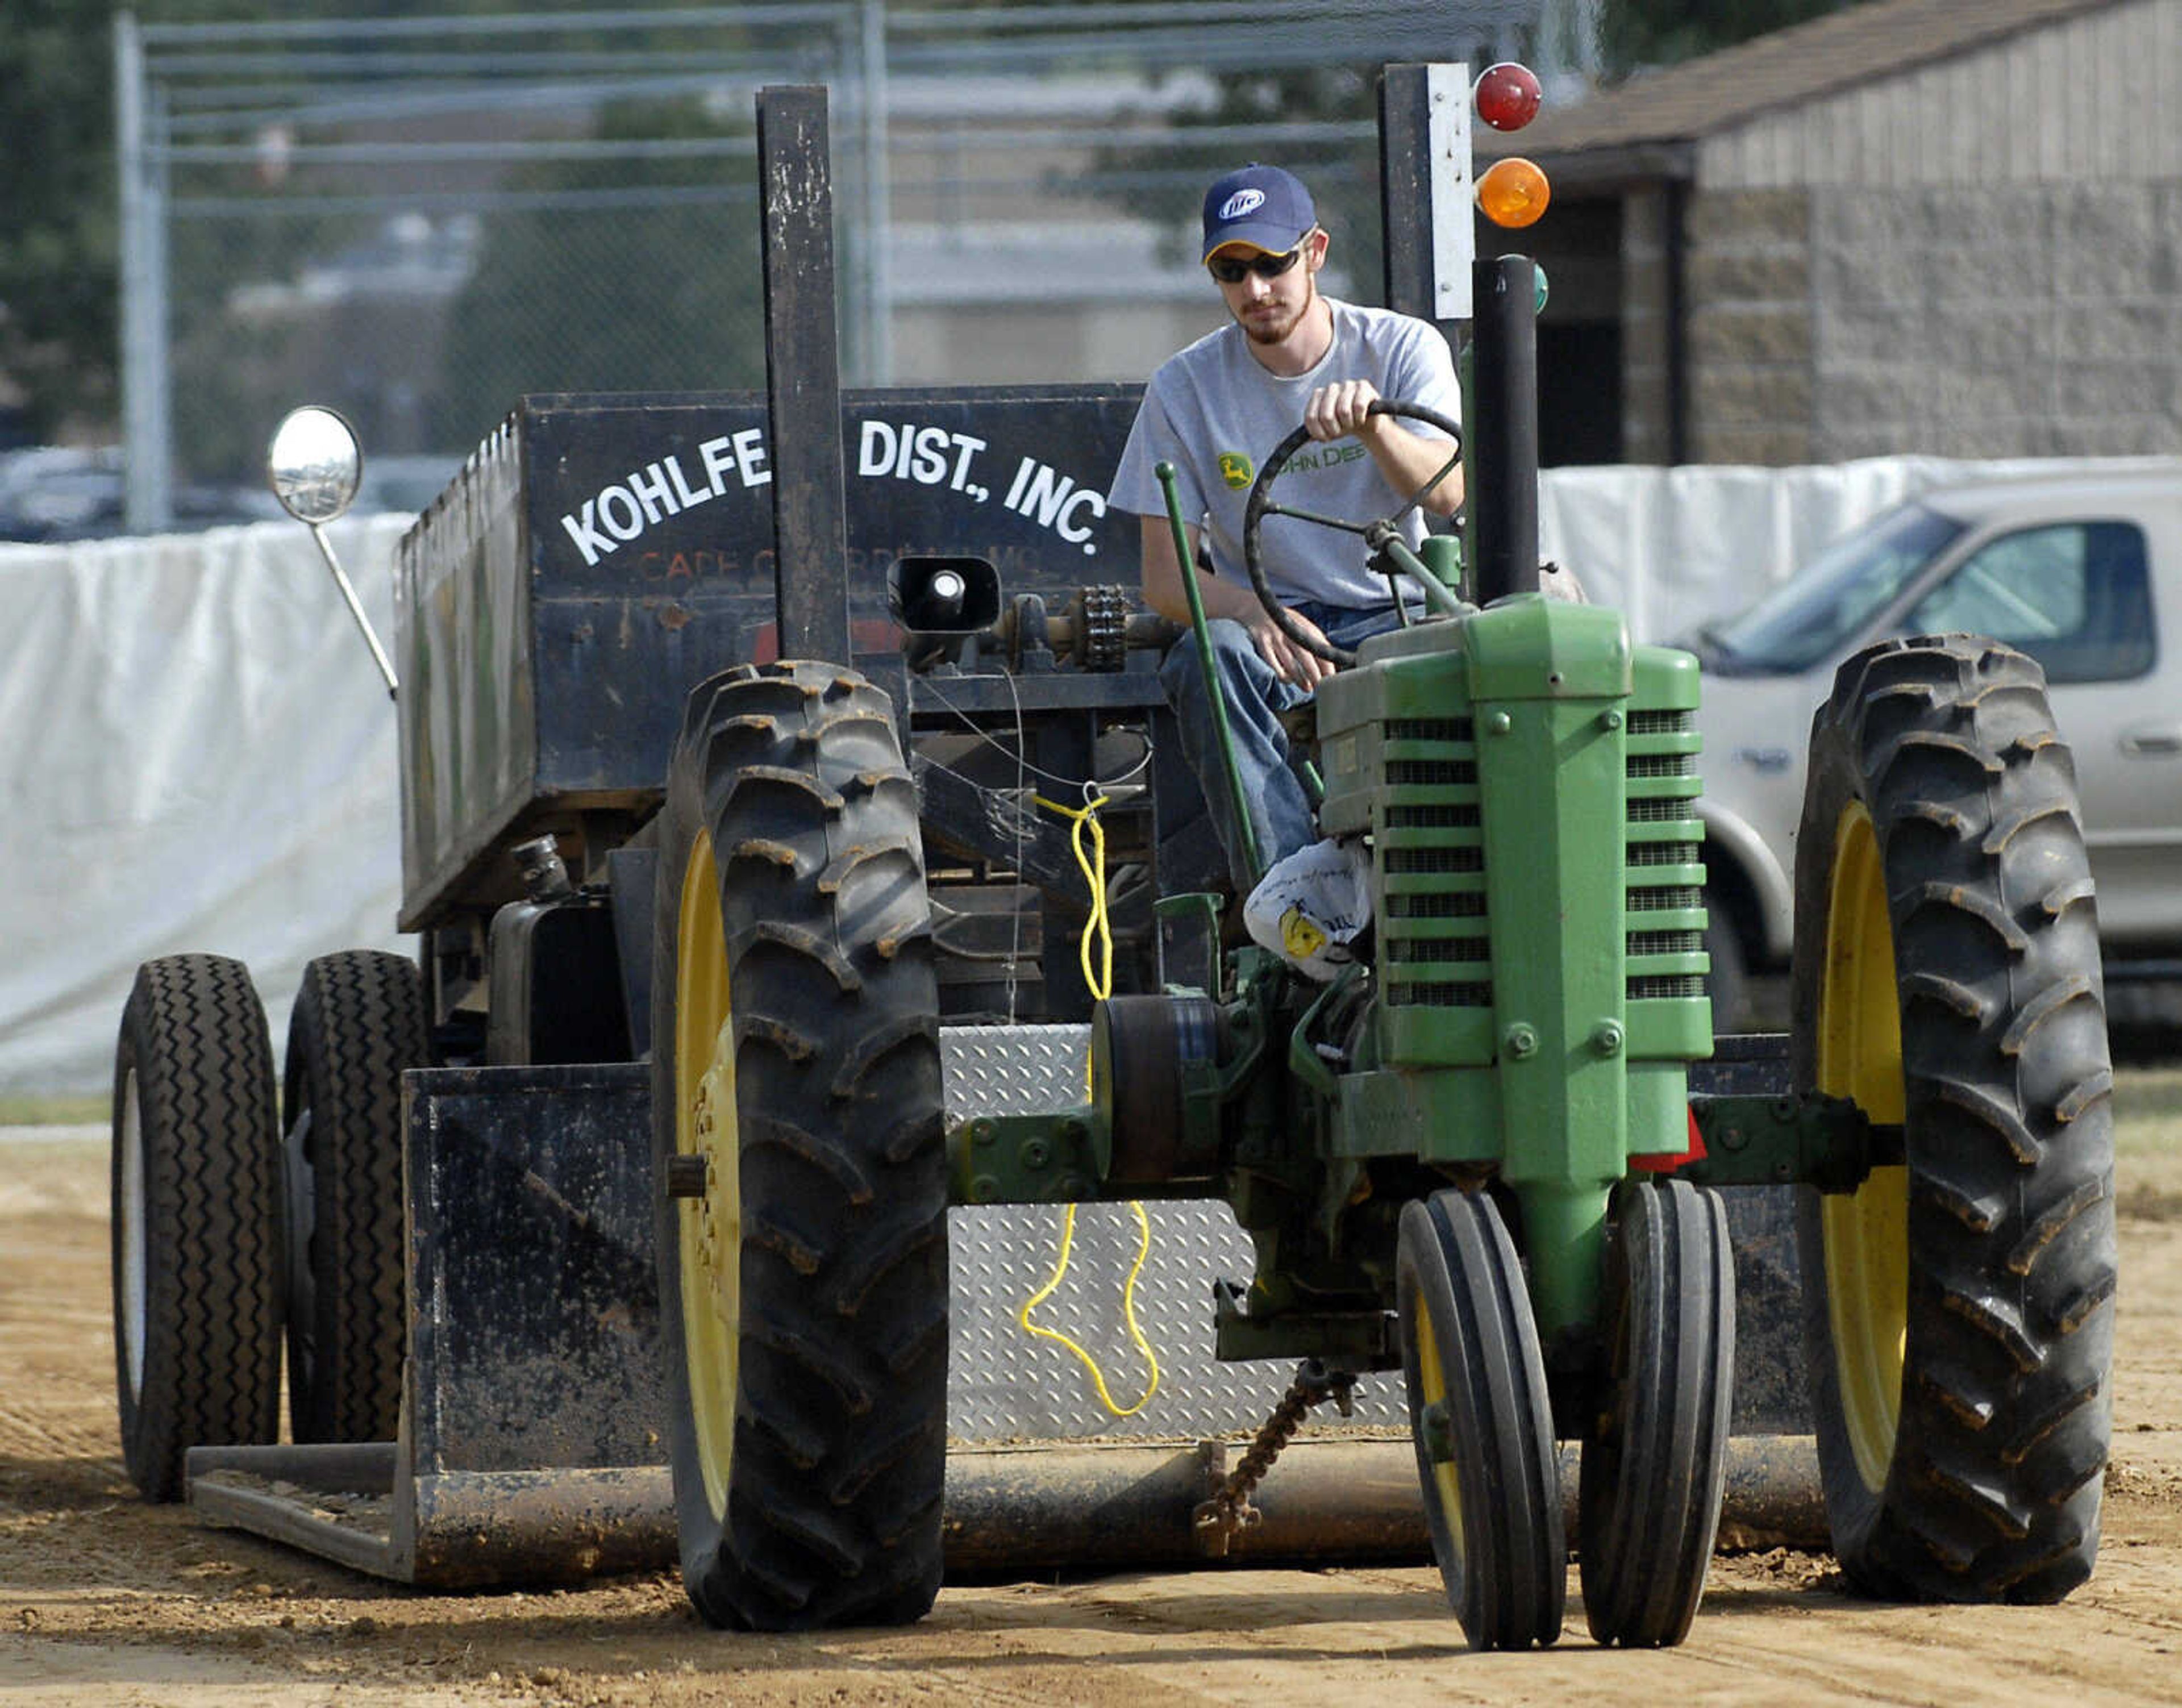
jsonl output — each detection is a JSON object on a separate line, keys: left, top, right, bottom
{"left": 1689, "top": 467, "right": 2182, "bottom": 1030}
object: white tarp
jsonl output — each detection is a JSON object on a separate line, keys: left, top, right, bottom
{"left": 3, "top": 453, "right": 2172, "bottom": 1096}
{"left": 0, "top": 515, "right": 413, "bottom": 1096}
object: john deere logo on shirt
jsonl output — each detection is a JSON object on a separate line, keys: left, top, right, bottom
{"left": 1219, "top": 189, "right": 1266, "bottom": 220}
{"left": 1218, "top": 451, "right": 1255, "bottom": 488}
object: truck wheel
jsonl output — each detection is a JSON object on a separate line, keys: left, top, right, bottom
{"left": 1701, "top": 901, "right": 1750, "bottom": 1034}
{"left": 111, "top": 955, "right": 282, "bottom": 1501}
{"left": 1578, "top": 1177, "right": 1734, "bottom": 1647}
{"left": 282, "top": 951, "right": 430, "bottom": 1443}
{"left": 1397, "top": 1187, "right": 1564, "bottom": 1649}
{"left": 652, "top": 661, "right": 947, "bottom": 1631}
{"left": 1793, "top": 635, "right": 2114, "bottom": 1602}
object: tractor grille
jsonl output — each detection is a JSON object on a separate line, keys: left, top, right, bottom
{"left": 1372, "top": 702, "right": 1706, "bottom": 1013}
{"left": 1629, "top": 929, "right": 1704, "bottom": 957}
{"left": 1625, "top": 707, "right": 1706, "bottom": 1000}
{"left": 1386, "top": 981, "right": 1496, "bottom": 1008}
{"left": 1388, "top": 717, "right": 1474, "bottom": 743}
{"left": 1379, "top": 715, "right": 1489, "bottom": 1011}
{"left": 1387, "top": 760, "right": 1479, "bottom": 786}
{"left": 1387, "top": 891, "right": 1487, "bottom": 919}
{"left": 1385, "top": 803, "right": 1481, "bottom": 830}
{"left": 1629, "top": 884, "right": 1702, "bottom": 912}
{"left": 1384, "top": 845, "right": 1484, "bottom": 874}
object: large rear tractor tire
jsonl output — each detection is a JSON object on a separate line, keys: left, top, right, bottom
{"left": 1793, "top": 635, "right": 2114, "bottom": 1602}
{"left": 282, "top": 950, "right": 431, "bottom": 1444}
{"left": 111, "top": 955, "right": 282, "bottom": 1501}
{"left": 652, "top": 660, "right": 948, "bottom": 1631}
{"left": 1397, "top": 1187, "right": 1565, "bottom": 1650}
{"left": 1578, "top": 1176, "right": 1735, "bottom": 1646}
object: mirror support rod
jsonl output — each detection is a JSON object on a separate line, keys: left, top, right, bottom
{"left": 310, "top": 523, "right": 399, "bottom": 699}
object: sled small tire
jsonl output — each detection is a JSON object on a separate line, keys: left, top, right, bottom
{"left": 282, "top": 949, "right": 430, "bottom": 1444}
{"left": 111, "top": 955, "right": 282, "bottom": 1501}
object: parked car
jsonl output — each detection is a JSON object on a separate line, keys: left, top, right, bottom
{"left": 0, "top": 444, "right": 280, "bottom": 541}
{"left": 1689, "top": 467, "right": 2182, "bottom": 1030}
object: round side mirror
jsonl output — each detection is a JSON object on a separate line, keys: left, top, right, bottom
{"left": 267, "top": 405, "right": 363, "bottom": 525}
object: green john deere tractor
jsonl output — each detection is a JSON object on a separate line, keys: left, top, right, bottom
{"left": 647, "top": 86, "right": 2114, "bottom": 1652}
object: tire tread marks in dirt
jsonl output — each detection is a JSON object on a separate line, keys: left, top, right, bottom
{"left": 284, "top": 951, "right": 430, "bottom": 1443}
{"left": 1792, "top": 635, "right": 2114, "bottom": 1602}
{"left": 111, "top": 955, "right": 281, "bottom": 1501}
{"left": 653, "top": 661, "right": 946, "bottom": 1631}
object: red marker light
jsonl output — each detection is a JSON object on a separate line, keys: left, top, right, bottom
{"left": 1475, "top": 61, "right": 1543, "bottom": 132}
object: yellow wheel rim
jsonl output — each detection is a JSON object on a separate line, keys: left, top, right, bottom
{"left": 1815, "top": 802, "right": 1909, "bottom": 1494}
{"left": 676, "top": 830, "right": 740, "bottom": 1522}
{"left": 1413, "top": 1288, "right": 1465, "bottom": 1555}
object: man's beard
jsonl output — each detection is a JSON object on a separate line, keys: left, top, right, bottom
{"left": 1239, "top": 272, "right": 1315, "bottom": 345}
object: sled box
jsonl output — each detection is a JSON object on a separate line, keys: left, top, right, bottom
{"left": 393, "top": 385, "right": 1141, "bottom": 930}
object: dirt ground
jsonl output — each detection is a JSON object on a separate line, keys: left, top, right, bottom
{"left": 6, "top": 1072, "right": 2182, "bottom": 1707}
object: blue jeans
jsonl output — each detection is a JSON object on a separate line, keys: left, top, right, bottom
{"left": 1160, "top": 601, "right": 1409, "bottom": 893}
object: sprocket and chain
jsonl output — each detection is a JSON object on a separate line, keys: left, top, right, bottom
{"left": 1068, "top": 584, "right": 1132, "bottom": 672}
{"left": 1193, "top": 1358, "right": 1359, "bottom": 1556}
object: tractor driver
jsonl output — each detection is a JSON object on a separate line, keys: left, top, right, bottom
{"left": 1106, "top": 163, "right": 1464, "bottom": 894}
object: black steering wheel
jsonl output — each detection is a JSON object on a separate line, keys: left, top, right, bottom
{"left": 1240, "top": 397, "right": 1464, "bottom": 669}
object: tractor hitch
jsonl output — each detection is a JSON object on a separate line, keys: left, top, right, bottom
{"left": 1683, "top": 1090, "right": 1905, "bottom": 1194}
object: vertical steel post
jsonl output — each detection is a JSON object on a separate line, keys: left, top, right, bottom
{"left": 1469, "top": 254, "right": 1539, "bottom": 603}
{"left": 1378, "top": 64, "right": 1432, "bottom": 321}
{"left": 116, "top": 13, "right": 172, "bottom": 534}
{"left": 1382, "top": 62, "right": 1471, "bottom": 598}
{"left": 756, "top": 85, "right": 852, "bottom": 667}
{"left": 859, "top": 0, "right": 893, "bottom": 385}
{"left": 1377, "top": 62, "right": 1471, "bottom": 327}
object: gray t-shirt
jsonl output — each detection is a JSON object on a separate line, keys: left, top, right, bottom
{"left": 1107, "top": 298, "right": 1462, "bottom": 610}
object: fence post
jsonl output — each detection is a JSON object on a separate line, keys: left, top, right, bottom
{"left": 116, "top": 11, "right": 173, "bottom": 534}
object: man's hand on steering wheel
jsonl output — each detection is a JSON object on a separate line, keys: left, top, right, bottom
{"left": 1304, "top": 379, "right": 1388, "bottom": 444}
{"left": 1240, "top": 394, "right": 1465, "bottom": 673}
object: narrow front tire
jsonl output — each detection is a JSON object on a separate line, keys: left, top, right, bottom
{"left": 1397, "top": 1187, "right": 1564, "bottom": 1650}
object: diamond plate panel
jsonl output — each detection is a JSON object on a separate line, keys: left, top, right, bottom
{"left": 941, "top": 1022, "right": 1406, "bottom": 1442}
{"left": 942, "top": 1023, "right": 1092, "bottom": 1117}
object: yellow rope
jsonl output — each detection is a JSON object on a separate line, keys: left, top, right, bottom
{"left": 1015, "top": 790, "right": 1160, "bottom": 1418}
{"left": 1030, "top": 790, "right": 1115, "bottom": 1080}
{"left": 1016, "top": 1200, "right": 1159, "bottom": 1417}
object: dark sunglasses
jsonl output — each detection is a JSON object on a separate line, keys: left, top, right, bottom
{"left": 1207, "top": 242, "right": 1309, "bottom": 285}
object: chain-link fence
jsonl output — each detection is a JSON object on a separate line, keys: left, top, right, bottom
{"left": 119, "top": 2, "right": 1562, "bottom": 527}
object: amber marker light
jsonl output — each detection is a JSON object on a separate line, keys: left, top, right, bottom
{"left": 1475, "top": 61, "right": 1542, "bottom": 131}
{"left": 1477, "top": 157, "right": 1551, "bottom": 228}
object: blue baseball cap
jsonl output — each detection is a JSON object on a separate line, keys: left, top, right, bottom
{"left": 1200, "top": 165, "right": 1317, "bottom": 263}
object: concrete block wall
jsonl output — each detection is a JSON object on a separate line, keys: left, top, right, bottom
{"left": 1618, "top": 185, "right": 1675, "bottom": 465}
{"left": 1670, "top": 181, "right": 2182, "bottom": 465}
{"left": 1681, "top": 189, "right": 1815, "bottom": 465}
{"left": 1815, "top": 183, "right": 2182, "bottom": 459}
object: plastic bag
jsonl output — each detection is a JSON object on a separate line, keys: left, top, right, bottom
{"left": 1243, "top": 836, "right": 1372, "bottom": 982}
